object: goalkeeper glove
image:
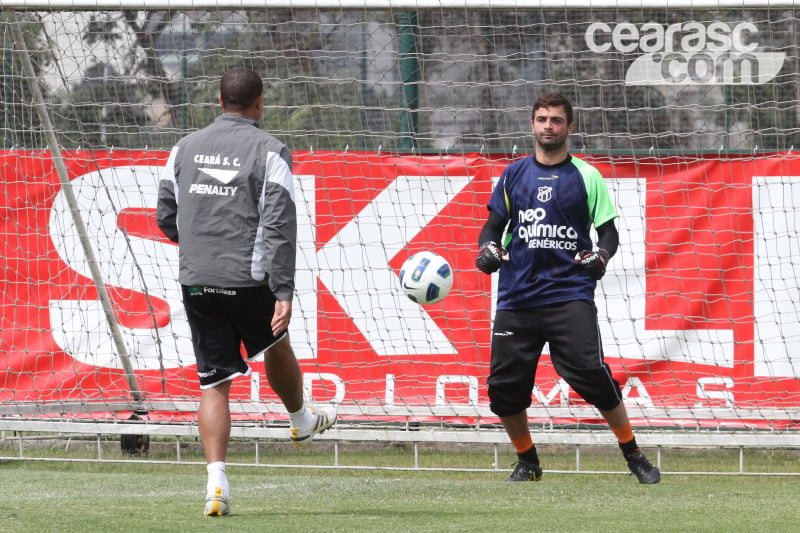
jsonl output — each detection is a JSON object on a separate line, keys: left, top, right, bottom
{"left": 476, "top": 241, "right": 509, "bottom": 274}
{"left": 575, "top": 248, "right": 610, "bottom": 280}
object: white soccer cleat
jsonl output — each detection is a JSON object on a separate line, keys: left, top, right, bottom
{"left": 290, "top": 406, "right": 337, "bottom": 449}
{"left": 204, "top": 486, "right": 230, "bottom": 517}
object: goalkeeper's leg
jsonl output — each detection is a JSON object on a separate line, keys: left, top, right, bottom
{"left": 548, "top": 301, "right": 661, "bottom": 485}
{"left": 600, "top": 402, "right": 661, "bottom": 484}
{"left": 499, "top": 411, "right": 543, "bottom": 482}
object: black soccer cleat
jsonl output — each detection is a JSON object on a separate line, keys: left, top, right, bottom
{"left": 626, "top": 451, "right": 661, "bottom": 484}
{"left": 507, "top": 459, "right": 543, "bottom": 482}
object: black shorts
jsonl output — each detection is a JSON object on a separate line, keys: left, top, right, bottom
{"left": 487, "top": 299, "right": 622, "bottom": 416}
{"left": 182, "top": 285, "right": 286, "bottom": 389}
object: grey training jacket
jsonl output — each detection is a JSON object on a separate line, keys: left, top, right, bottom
{"left": 156, "top": 113, "right": 297, "bottom": 301}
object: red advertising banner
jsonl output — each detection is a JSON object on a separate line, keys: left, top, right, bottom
{"left": 1, "top": 150, "right": 799, "bottom": 426}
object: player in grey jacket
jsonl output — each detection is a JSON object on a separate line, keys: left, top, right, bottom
{"left": 156, "top": 67, "right": 336, "bottom": 517}
{"left": 156, "top": 101, "right": 296, "bottom": 299}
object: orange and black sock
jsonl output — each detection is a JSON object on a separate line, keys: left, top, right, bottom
{"left": 511, "top": 434, "right": 539, "bottom": 464}
{"left": 613, "top": 423, "right": 639, "bottom": 457}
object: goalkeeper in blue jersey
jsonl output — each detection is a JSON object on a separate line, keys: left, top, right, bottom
{"left": 475, "top": 92, "right": 660, "bottom": 484}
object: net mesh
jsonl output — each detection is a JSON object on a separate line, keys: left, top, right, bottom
{"left": 1, "top": 6, "right": 799, "bottom": 434}
{"left": 2, "top": 8, "right": 798, "bottom": 152}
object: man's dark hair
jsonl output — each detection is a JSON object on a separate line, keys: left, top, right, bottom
{"left": 532, "top": 92, "right": 574, "bottom": 124}
{"left": 220, "top": 67, "right": 263, "bottom": 111}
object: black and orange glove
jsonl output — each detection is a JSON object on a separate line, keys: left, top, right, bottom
{"left": 575, "top": 248, "right": 610, "bottom": 280}
{"left": 476, "top": 241, "right": 509, "bottom": 274}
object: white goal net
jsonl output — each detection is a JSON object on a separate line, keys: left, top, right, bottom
{"left": 1, "top": 2, "right": 800, "bottom": 445}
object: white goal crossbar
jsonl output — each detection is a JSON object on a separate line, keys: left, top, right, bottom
{"left": 1, "top": 1, "right": 796, "bottom": 10}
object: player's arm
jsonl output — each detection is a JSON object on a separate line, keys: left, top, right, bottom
{"left": 476, "top": 210, "right": 509, "bottom": 274}
{"left": 156, "top": 146, "right": 180, "bottom": 243}
{"left": 261, "top": 148, "right": 297, "bottom": 303}
{"left": 575, "top": 161, "right": 619, "bottom": 280}
{"left": 596, "top": 219, "right": 618, "bottom": 258}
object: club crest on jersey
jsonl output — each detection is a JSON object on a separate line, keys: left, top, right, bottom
{"left": 537, "top": 186, "right": 553, "bottom": 203}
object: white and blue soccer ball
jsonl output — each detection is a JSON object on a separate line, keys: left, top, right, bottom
{"left": 399, "top": 251, "right": 454, "bottom": 306}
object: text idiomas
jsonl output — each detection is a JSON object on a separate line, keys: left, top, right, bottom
{"left": 585, "top": 21, "right": 785, "bottom": 85}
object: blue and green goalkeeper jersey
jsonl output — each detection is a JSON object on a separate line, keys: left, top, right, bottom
{"left": 487, "top": 154, "right": 617, "bottom": 310}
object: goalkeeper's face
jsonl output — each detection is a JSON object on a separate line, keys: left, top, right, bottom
{"left": 532, "top": 105, "right": 574, "bottom": 152}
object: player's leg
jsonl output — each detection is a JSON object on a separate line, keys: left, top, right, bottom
{"left": 199, "top": 380, "right": 233, "bottom": 463}
{"left": 199, "top": 379, "right": 233, "bottom": 516}
{"left": 548, "top": 300, "right": 660, "bottom": 484}
{"left": 498, "top": 411, "right": 542, "bottom": 481}
{"left": 597, "top": 401, "right": 660, "bottom": 484}
{"left": 262, "top": 334, "right": 336, "bottom": 447}
{"left": 262, "top": 335, "right": 304, "bottom": 411}
{"left": 488, "top": 309, "right": 544, "bottom": 481}
{"left": 183, "top": 285, "right": 250, "bottom": 515}
{"left": 237, "top": 287, "right": 337, "bottom": 448}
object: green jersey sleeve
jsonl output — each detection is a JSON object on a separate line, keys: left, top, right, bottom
{"left": 573, "top": 156, "right": 617, "bottom": 227}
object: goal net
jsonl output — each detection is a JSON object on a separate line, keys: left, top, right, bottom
{"left": 1, "top": 2, "right": 799, "bottom": 442}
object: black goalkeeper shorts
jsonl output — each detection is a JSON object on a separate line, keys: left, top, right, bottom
{"left": 182, "top": 284, "right": 286, "bottom": 389}
{"left": 487, "top": 299, "right": 622, "bottom": 416}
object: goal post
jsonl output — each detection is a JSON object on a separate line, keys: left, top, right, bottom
{"left": 1, "top": 1, "right": 800, "bottom": 453}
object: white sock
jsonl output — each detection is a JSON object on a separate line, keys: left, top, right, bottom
{"left": 289, "top": 404, "right": 316, "bottom": 429}
{"left": 206, "top": 461, "right": 229, "bottom": 497}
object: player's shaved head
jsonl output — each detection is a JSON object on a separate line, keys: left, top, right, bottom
{"left": 220, "top": 67, "right": 263, "bottom": 112}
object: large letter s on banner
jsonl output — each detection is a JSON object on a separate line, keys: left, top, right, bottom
{"left": 48, "top": 165, "right": 193, "bottom": 371}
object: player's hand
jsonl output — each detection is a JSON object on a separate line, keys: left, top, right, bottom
{"left": 476, "top": 241, "right": 509, "bottom": 274}
{"left": 575, "top": 248, "right": 610, "bottom": 280}
{"left": 271, "top": 300, "right": 292, "bottom": 336}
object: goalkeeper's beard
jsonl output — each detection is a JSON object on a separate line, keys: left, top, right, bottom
{"left": 534, "top": 131, "right": 568, "bottom": 153}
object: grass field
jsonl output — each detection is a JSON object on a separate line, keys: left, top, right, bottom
{"left": 1, "top": 441, "right": 799, "bottom": 532}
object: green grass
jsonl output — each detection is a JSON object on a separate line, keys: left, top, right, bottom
{"left": 1, "top": 445, "right": 799, "bottom": 532}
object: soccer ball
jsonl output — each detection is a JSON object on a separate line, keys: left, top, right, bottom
{"left": 398, "top": 251, "right": 453, "bottom": 306}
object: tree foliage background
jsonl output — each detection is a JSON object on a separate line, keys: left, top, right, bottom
{"left": 2, "top": 8, "right": 799, "bottom": 152}
{"left": 1, "top": 13, "right": 50, "bottom": 149}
